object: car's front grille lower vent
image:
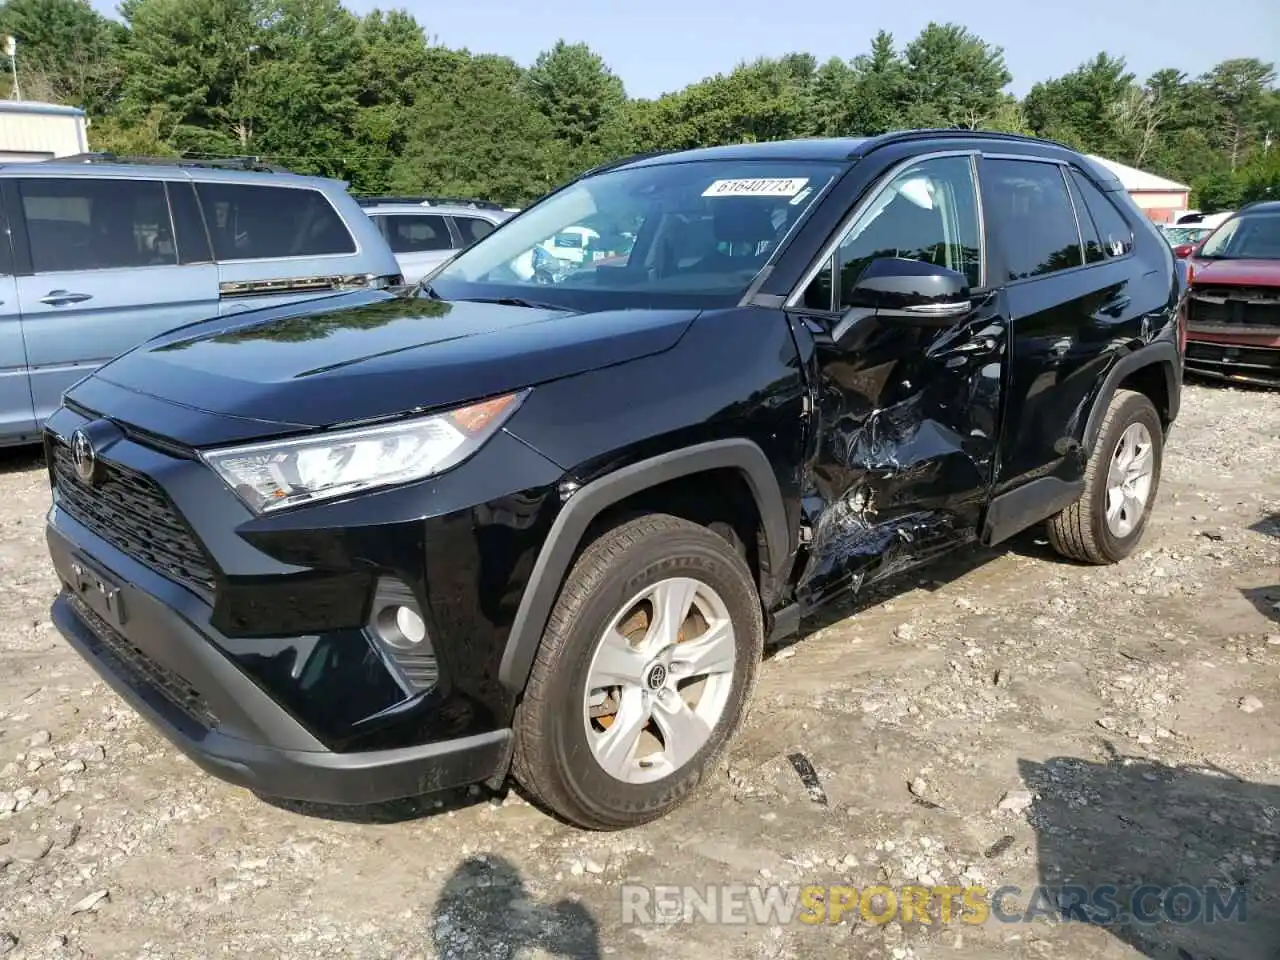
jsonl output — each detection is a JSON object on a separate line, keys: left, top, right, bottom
{"left": 49, "top": 436, "right": 218, "bottom": 596}
{"left": 68, "top": 592, "right": 218, "bottom": 730}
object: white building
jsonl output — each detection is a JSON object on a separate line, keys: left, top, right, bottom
{"left": 1086, "top": 154, "right": 1191, "bottom": 225}
{"left": 0, "top": 100, "right": 89, "bottom": 162}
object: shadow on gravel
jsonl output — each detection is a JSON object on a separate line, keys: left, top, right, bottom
{"left": 777, "top": 527, "right": 1055, "bottom": 649}
{"left": 1242, "top": 586, "right": 1280, "bottom": 624}
{"left": 0, "top": 444, "right": 44, "bottom": 476}
{"left": 432, "top": 855, "right": 601, "bottom": 959}
{"left": 1021, "top": 751, "right": 1280, "bottom": 960}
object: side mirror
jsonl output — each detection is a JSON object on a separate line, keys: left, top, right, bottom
{"left": 846, "top": 257, "right": 972, "bottom": 325}
{"left": 1172, "top": 243, "right": 1195, "bottom": 259}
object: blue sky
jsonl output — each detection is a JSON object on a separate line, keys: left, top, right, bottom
{"left": 93, "top": 0, "right": 1279, "bottom": 100}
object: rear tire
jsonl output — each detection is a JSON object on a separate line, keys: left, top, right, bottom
{"left": 1047, "top": 389, "right": 1163, "bottom": 564}
{"left": 512, "top": 513, "right": 763, "bottom": 830}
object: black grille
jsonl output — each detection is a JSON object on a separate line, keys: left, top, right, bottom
{"left": 68, "top": 593, "right": 218, "bottom": 730}
{"left": 50, "top": 436, "right": 218, "bottom": 595}
{"left": 1186, "top": 341, "right": 1280, "bottom": 382}
{"left": 1189, "top": 287, "right": 1280, "bottom": 329}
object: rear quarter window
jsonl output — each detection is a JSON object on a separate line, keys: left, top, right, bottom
{"left": 1070, "top": 170, "right": 1134, "bottom": 259}
{"left": 195, "top": 182, "right": 357, "bottom": 261}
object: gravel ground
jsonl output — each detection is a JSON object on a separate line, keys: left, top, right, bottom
{"left": 0, "top": 381, "right": 1278, "bottom": 960}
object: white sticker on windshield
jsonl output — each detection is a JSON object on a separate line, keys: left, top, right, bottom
{"left": 702, "top": 177, "right": 810, "bottom": 198}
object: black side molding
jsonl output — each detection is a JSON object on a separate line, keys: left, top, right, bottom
{"left": 981, "top": 476, "right": 1083, "bottom": 546}
{"left": 1082, "top": 340, "right": 1179, "bottom": 454}
{"left": 497, "top": 438, "right": 791, "bottom": 694}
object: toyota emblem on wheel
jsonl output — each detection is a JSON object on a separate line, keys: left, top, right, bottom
{"left": 70, "top": 430, "right": 96, "bottom": 484}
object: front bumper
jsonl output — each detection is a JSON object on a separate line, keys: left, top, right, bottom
{"left": 47, "top": 519, "right": 512, "bottom": 805}
{"left": 40, "top": 393, "right": 567, "bottom": 805}
{"left": 1185, "top": 330, "right": 1280, "bottom": 387}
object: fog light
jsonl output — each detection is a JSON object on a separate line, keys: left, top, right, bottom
{"left": 395, "top": 606, "right": 426, "bottom": 646}
{"left": 368, "top": 578, "right": 439, "bottom": 692}
{"left": 376, "top": 603, "right": 427, "bottom": 649}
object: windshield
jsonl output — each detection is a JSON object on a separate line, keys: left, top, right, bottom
{"left": 1197, "top": 212, "right": 1280, "bottom": 260}
{"left": 428, "top": 159, "right": 843, "bottom": 310}
{"left": 1162, "top": 226, "right": 1210, "bottom": 246}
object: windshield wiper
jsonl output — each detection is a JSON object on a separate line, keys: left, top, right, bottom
{"left": 454, "top": 296, "right": 577, "bottom": 312}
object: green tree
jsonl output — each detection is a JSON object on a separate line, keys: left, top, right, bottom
{"left": 0, "top": 0, "right": 125, "bottom": 112}
{"left": 392, "top": 51, "right": 563, "bottom": 203}
{"left": 117, "top": 0, "right": 262, "bottom": 154}
{"left": 900, "top": 23, "right": 1012, "bottom": 128}
{"left": 246, "top": 0, "right": 362, "bottom": 176}
{"left": 1203, "top": 58, "right": 1276, "bottom": 169}
{"left": 343, "top": 10, "right": 433, "bottom": 193}
{"left": 846, "top": 31, "right": 908, "bottom": 135}
{"left": 1024, "top": 53, "right": 1134, "bottom": 154}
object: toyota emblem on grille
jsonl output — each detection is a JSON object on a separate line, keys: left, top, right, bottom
{"left": 70, "top": 430, "right": 97, "bottom": 484}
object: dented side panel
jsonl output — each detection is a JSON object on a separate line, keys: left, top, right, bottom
{"left": 789, "top": 290, "right": 1009, "bottom": 608}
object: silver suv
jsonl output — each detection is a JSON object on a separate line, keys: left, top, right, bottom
{"left": 358, "top": 197, "right": 516, "bottom": 284}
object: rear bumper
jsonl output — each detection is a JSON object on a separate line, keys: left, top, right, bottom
{"left": 47, "top": 519, "right": 512, "bottom": 805}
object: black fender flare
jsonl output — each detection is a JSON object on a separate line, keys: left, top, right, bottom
{"left": 1081, "top": 340, "right": 1180, "bottom": 454}
{"left": 497, "top": 438, "right": 791, "bottom": 694}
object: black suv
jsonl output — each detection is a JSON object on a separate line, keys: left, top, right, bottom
{"left": 43, "top": 131, "right": 1186, "bottom": 829}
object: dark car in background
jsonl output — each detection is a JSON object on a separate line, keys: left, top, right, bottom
{"left": 42, "top": 130, "right": 1184, "bottom": 829}
{"left": 1183, "top": 201, "right": 1280, "bottom": 386}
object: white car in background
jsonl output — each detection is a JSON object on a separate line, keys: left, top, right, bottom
{"left": 359, "top": 197, "right": 516, "bottom": 284}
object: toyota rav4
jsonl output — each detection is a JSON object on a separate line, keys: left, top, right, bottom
{"left": 43, "top": 131, "right": 1186, "bottom": 830}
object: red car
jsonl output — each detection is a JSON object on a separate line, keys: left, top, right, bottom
{"left": 1181, "top": 201, "right": 1280, "bottom": 386}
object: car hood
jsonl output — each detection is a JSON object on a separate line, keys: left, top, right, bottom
{"left": 1189, "top": 258, "right": 1280, "bottom": 286}
{"left": 74, "top": 289, "right": 698, "bottom": 444}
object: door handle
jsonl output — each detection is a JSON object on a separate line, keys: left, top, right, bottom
{"left": 40, "top": 290, "right": 93, "bottom": 306}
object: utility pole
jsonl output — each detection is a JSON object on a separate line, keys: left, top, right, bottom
{"left": 5, "top": 36, "right": 19, "bottom": 101}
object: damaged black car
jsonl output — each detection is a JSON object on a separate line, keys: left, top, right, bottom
{"left": 43, "top": 131, "right": 1186, "bottom": 829}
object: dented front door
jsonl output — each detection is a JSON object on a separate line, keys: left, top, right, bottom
{"left": 786, "top": 152, "right": 1007, "bottom": 608}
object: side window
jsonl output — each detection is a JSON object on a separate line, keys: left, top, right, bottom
{"left": 830, "top": 155, "right": 982, "bottom": 309}
{"left": 452, "top": 216, "right": 495, "bottom": 245}
{"left": 165, "top": 181, "right": 213, "bottom": 265}
{"left": 195, "top": 183, "right": 357, "bottom": 261}
{"left": 1064, "top": 174, "right": 1104, "bottom": 264}
{"left": 982, "top": 160, "right": 1082, "bottom": 281}
{"left": 20, "top": 178, "right": 176, "bottom": 273}
{"left": 384, "top": 214, "right": 452, "bottom": 253}
{"left": 1070, "top": 170, "right": 1134, "bottom": 259}
{"left": 802, "top": 257, "right": 835, "bottom": 310}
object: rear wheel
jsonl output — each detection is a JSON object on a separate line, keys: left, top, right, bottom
{"left": 512, "top": 514, "right": 763, "bottom": 829}
{"left": 1048, "top": 389, "right": 1163, "bottom": 564}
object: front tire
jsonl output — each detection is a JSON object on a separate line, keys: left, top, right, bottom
{"left": 1048, "top": 389, "right": 1163, "bottom": 564}
{"left": 512, "top": 513, "right": 764, "bottom": 830}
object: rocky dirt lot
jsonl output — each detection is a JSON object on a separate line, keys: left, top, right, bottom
{"left": 0, "top": 381, "right": 1278, "bottom": 960}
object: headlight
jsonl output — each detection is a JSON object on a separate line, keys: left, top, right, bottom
{"left": 201, "top": 391, "right": 527, "bottom": 514}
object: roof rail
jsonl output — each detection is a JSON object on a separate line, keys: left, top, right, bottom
{"left": 852, "top": 128, "right": 1071, "bottom": 158}
{"left": 56, "top": 152, "right": 289, "bottom": 173}
{"left": 354, "top": 195, "right": 509, "bottom": 211}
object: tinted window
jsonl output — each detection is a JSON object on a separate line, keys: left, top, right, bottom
{"left": 983, "top": 160, "right": 1082, "bottom": 280}
{"left": 1071, "top": 170, "right": 1134, "bottom": 259}
{"left": 166, "top": 181, "right": 212, "bottom": 264}
{"left": 829, "top": 155, "right": 981, "bottom": 308}
{"left": 453, "top": 216, "right": 495, "bottom": 245}
{"left": 195, "top": 183, "right": 356, "bottom": 261}
{"left": 1065, "top": 174, "right": 1104, "bottom": 264}
{"left": 21, "top": 178, "right": 176, "bottom": 273}
{"left": 384, "top": 214, "right": 452, "bottom": 253}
